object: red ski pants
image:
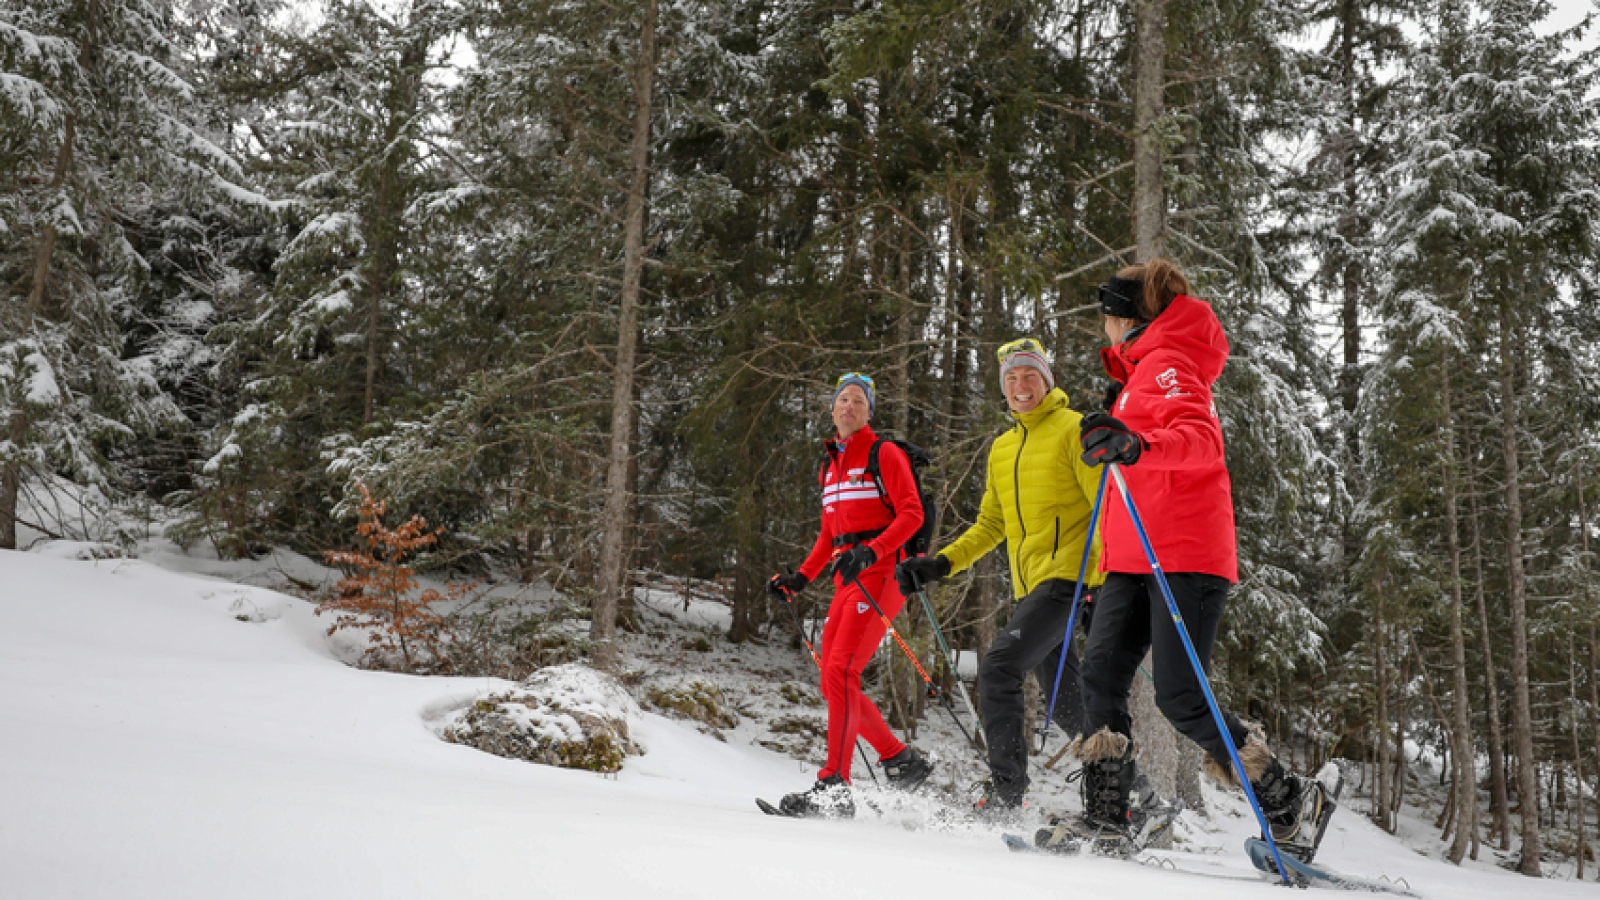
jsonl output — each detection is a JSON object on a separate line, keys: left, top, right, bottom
{"left": 817, "top": 566, "right": 907, "bottom": 783}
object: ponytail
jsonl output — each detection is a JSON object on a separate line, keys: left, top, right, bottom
{"left": 1115, "top": 258, "right": 1192, "bottom": 321}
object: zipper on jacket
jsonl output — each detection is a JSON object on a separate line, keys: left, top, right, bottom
{"left": 1013, "top": 421, "right": 1030, "bottom": 594}
{"left": 1052, "top": 517, "right": 1060, "bottom": 560}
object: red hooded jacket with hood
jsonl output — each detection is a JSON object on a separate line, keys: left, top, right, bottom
{"left": 1098, "top": 294, "right": 1237, "bottom": 582}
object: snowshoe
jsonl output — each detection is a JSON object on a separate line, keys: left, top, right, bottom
{"left": 775, "top": 775, "right": 855, "bottom": 819}
{"left": 1033, "top": 814, "right": 1137, "bottom": 858}
{"left": 1254, "top": 759, "right": 1342, "bottom": 864}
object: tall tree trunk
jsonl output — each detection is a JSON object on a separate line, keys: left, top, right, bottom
{"left": 1441, "top": 353, "right": 1477, "bottom": 864}
{"left": 592, "top": 0, "right": 656, "bottom": 673}
{"left": 1374, "top": 586, "right": 1392, "bottom": 832}
{"left": 892, "top": 216, "right": 913, "bottom": 439}
{"left": 1498, "top": 301, "right": 1541, "bottom": 876}
{"left": 1590, "top": 627, "right": 1599, "bottom": 875}
{"left": 1467, "top": 436, "right": 1511, "bottom": 851}
{"left": 360, "top": 41, "right": 424, "bottom": 427}
{"left": 1392, "top": 637, "right": 1408, "bottom": 818}
{"left": 1578, "top": 469, "right": 1595, "bottom": 878}
{"left": 1131, "top": 0, "right": 1166, "bottom": 261}
{"left": 3, "top": 114, "right": 77, "bottom": 551}
{"left": 1128, "top": 0, "right": 1203, "bottom": 814}
{"left": 1570, "top": 637, "right": 1585, "bottom": 879}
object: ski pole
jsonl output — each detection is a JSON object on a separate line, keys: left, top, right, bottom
{"left": 772, "top": 572, "right": 880, "bottom": 787}
{"left": 1037, "top": 465, "right": 1108, "bottom": 754}
{"left": 1106, "top": 463, "right": 1295, "bottom": 885}
{"left": 846, "top": 570, "right": 984, "bottom": 754}
{"left": 911, "top": 584, "right": 985, "bottom": 750}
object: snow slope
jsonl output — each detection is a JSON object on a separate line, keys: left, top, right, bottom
{"left": 0, "top": 546, "right": 1589, "bottom": 900}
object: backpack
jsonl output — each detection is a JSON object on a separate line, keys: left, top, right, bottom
{"left": 868, "top": 439, "right": 939, "bottom": 559}
{"left": 817, "top": 438, "right": 938, "bottom": 559}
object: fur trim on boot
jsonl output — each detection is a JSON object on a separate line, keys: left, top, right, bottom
{"left": 1070, "top": 727, "right": 1130, "bottom": 763}
{"left": 1202, "top": 753, "right": 1237, "bottom": 787}
{"left": 1200, "top": 722, "right": 1270, "bottom": 786}
{"left": 1239, "top": 730, "right": 1274, "bottom": 783}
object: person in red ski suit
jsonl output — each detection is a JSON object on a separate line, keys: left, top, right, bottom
{"left": 1043, "top": 259, "right": 1333, "bottom": 862}
{"left": 765, "top": 373, "right": 933, "bottom": 817}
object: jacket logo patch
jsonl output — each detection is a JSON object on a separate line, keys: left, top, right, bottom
{"left": 857, "top": 602, "right": 869, "bottom": 614}
{"left": 1156, "top": 368, "right": 1179, "bottom": 390}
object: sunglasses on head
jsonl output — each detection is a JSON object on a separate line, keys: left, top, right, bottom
{"left": 997, "top": 337, "right": 1046, "bottom": 363}
{"left": 836, "top": 372, "right": 875, "bottom": 390}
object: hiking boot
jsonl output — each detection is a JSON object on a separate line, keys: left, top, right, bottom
{"left": 1074, "top": 731, "right": 1137, "bottom": 830}
{"left": 881, "top": 747, "right": 934, "bottom": 792}
{"left": 778, "top": 775, "right": 856, "bottom": 819}
{"left": 1252, "top": 758, "right": 1338, "bottom": 862}
{"left": 972, "top": 779, "right": 1026, "bottom": 825}
{"left": 1039, "top": 728, "right": 1141, "bottom": 856}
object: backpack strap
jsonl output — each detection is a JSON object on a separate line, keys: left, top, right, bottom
{"left": 866, "top": 439, "right": 896, "bottom": 515}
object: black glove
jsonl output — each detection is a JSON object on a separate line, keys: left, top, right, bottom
{"left": 767, "top": 571, "right": 808, "bottom": 599}
{"left": 1080, "top": 413, "right": 1145, "bottom": 467}
{"left": 896, "top": 555, "right": 951, "bottom": 595}
{"left": 833, "top": 545, "right": 877, "bottom": 584}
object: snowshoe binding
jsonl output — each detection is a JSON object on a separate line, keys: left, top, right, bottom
{"left": 1253, "top": 759, "right": 1342, "bottom": 863}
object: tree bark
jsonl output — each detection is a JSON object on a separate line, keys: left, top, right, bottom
{"left": 3, "top": 113, "right": 78, "bottom": 552}
{"left": 1374, "top": 588, "right": 1392, "bottom": 832}
{"left": 1590, "top": 627, "right": 1599, "bottom": 876}
{"left": 360, "top": 38, "right": 424, "bottom": 426}
{"left": 1440, "top": 352, "right": 1477, "bottom": 864}
{"left": 1497, "top": 300, "right": 1540, "bottom": 876}
{"left": 892, "top": 216, "right": 913, "bottom": 439}
{"left": 1392, "top": 637, "right": 1408, "bottom": 819}
{"left": 592, "top": 0, "right": 656, "bottom": 673}
{"left": 1570, "top": 636, "right": 1585, "bottom": 879}
{"left": 1131, "top": 0, "right": 1166, "bottom": 261}
{"left": 1467, "top": 435, "right": 1511, "bottom": 851}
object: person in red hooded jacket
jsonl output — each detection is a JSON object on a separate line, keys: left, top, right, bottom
{"left": 1039, "top": 260, "right": 1335, "bottom": 862}
{"left": 764, "top": 372, "right": 934, "bottom": 818}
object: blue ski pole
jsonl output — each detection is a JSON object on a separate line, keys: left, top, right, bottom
{"left": 1106, "top": 463, "right": 1295, "bottom": 885}
{"left": 1037, "top": 466, "right": 1108, "bottom": 753}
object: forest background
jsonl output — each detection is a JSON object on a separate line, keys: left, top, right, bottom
{"left": 4, "top": 0, "right": 1600, "bottom": 879}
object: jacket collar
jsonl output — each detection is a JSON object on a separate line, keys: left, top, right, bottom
{"left": 827, "top": 423, "right": 878, "bottom": 457}
{"left": 1010, "top": 388, "right": 1070, "bottom": 428}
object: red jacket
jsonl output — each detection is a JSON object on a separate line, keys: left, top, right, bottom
{"left": 799, "top": 424, "right": 924, "bottom": 585}
{"left": 1098, "top": 294, "right": 1238, "bottom": 582}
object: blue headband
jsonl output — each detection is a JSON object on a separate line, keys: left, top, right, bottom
{"left": 833, "top": 373, "right": 876, "bottom": 418}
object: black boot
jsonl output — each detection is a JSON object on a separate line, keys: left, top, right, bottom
{"left": 972, "top": 778, "right": 1025, "bottom": 824}
{"left": 1036, "top": 730, "right": 1139, "bottom": 856}
{"left": 1250, "top": 757, "right": 1332, "bottom": 861}
{"left": 881, "top": 747, "right": 934, "bottom": 792}
{"left": 1079, "top": 746, "right": 1138, "bottom": 829}
{"left": 777, "top": 775, "right": 856, "bottom": 819}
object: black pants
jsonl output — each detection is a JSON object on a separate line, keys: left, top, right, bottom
{"left": 1079, "top": 571, "right": 1246, "bottom": 766}
{"left": 977, "top": 578, "right": 1087, "bottom": 803}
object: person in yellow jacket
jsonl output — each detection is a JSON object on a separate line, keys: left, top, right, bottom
{"left": 896, "top": 337, "right": 1105, "bottom": 815}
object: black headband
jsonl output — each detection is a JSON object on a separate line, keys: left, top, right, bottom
{"left": 1096, "top": 275, "right": 1143, "bottom": 319}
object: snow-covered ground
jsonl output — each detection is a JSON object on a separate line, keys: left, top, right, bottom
{"left": 1, "top": 540, "right": 1592, "bottom": 900}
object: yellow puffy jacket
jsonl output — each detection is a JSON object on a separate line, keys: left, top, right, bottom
{"left": 939, "top": 388, "right": 1106, "bottom": 599}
